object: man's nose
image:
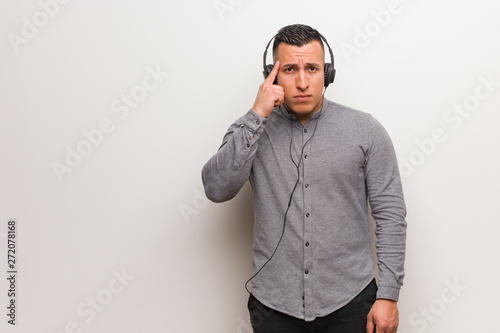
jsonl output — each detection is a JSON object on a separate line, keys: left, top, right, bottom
{"left": 296, "top": 70, "right": 308, "bottom": 90}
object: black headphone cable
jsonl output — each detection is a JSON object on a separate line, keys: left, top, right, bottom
{"left": 244, "top": 93, "right": 325, "bottom": 294}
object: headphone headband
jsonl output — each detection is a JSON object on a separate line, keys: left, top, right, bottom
{"left": 262, "top": 32, "right": 336, "bottom": 87}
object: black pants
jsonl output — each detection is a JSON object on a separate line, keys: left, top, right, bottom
{"left": 248, "top": 279, "right": 377, "bottom": 333}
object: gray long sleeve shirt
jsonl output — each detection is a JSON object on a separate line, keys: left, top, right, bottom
{"left": 202, "top": 99, "right": 407, "bottom": 321}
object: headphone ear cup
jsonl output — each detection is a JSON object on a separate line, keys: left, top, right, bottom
{"left": 263, "top": 64, "right": 273, "bottom": 79}
{"left": 324, "top": 63, "right": 336, "bottom": 88}
{"left": 263, "top": 64, "right": 277, "bottom": 84}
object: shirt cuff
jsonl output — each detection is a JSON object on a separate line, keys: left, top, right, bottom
{"left": 376, "top": 285, "right": 401, "bottom": 302}
{"left": 243, "top": 109, "right": 267, "bottom": 131}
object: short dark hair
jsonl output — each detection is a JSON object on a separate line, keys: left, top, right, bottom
{"left": 272, "top": 24, "right": 324, "bottom": 61}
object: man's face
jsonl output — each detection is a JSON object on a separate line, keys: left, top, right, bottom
{"left": 275, "top": 41, "right": 325, "bottom": 122}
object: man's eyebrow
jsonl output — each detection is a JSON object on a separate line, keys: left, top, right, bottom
{"left": 281, "top": 62, "right": 322, "bottom": 68}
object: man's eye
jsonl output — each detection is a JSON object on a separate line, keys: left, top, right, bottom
{"left": 284, "top": 68, "right": 294, "bottom": 72}
{"left": 310, "top": 67, "right": 318, "bottom": 72}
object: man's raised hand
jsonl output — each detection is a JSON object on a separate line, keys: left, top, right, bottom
{"left": 252, "top": 61, "right": 285, "bottom": 118}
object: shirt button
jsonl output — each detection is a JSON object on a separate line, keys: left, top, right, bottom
{"left": 304, "top": 154, "right": 308, "bottom": 159}
{"left": 305, "top": 242, "right": 310, "bottom": 247}
{"left": 256, "top": 120, "right": 260, "bottom": 125}
{"left": 306, "top": 213, "right": 310, "bottom": 217}
{"left": 305, "top": 269, "right": 309, "bottom": 274}
{"left": 246, "top": 144, "right": 250, "bottom": 148}
{"left": 304, "top": 128, "right": 308, "bottom": 133}
{"left": 305, "top": 184, "right": 309, "bottom": 188}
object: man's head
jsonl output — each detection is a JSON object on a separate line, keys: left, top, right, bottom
{"left": 271, "top": 24, "right": 327, "bottom": 123}
{"left": 272, "top": 24, "right": 325, "bottom": 63}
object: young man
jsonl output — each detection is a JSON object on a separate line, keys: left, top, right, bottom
{"left": 202, "top": 24, "right": 407, "bottom": 333}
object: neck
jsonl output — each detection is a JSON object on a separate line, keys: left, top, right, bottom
{"left": 285, "top": 99, "right": 324, "bottom": 125}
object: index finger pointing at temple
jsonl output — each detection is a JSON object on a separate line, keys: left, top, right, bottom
{"left": 265, "top": 60, "right": 280, "bottom": 84}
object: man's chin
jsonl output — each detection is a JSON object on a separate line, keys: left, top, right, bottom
{"left": 286, "top": 103, "right": 320, "bottom": 115}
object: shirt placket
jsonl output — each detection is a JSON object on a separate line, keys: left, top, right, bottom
{"left": 301, "top": 122, "right": 313, "bottom": 318}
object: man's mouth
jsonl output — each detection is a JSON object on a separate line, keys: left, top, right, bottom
{"left": 294, "top": 94, "right": 312, "bottom": 102}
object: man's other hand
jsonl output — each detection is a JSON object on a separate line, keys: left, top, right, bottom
{"left": 366, "top": 299, "right": 399, "bottom": 333}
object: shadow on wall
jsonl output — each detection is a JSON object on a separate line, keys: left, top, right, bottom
{"left": 222, "top": 182, "right": 255, "bottom": 250}
{"left": 368, "top": 208, "right": 379, "bottom": 283}
{"left": 210, "top": 182, "right": 255, "bottom": 286}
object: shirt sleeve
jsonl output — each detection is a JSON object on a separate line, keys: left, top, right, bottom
{"left": 364, "top": 115, "right": 407, "bottom": 301}
{"left": 201, "top": 109, "right": 268, "bottom": 203}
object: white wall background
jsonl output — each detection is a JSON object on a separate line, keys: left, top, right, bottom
{"left": 1, "top": 0, "right": 499, "bottom": 332}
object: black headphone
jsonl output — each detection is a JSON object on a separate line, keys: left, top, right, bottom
{"left": 262, "top": 33, "right": 336, "bottom": 87}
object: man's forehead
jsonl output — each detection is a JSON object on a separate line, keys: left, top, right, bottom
{"left": 274, "top": 41, "right": 325, "bottom": 62}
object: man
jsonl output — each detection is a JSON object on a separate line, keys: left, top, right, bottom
{"left": 202, "top": 24, "right": 407, "bottom": 333}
